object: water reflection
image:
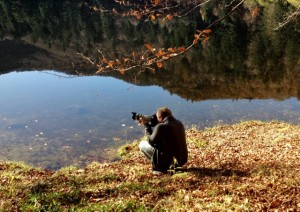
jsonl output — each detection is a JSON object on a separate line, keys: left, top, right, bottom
{"left": 1, "top": 0, "right": 299, "bottom": 102}
{"left": 1, "top": 71, "right": 300, "bottom": 169}
{"left": 1, "top": 0, "right": 299, "bottom": 75}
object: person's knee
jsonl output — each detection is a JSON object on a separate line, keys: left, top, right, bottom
{"left": 139, "top": 140, "right": 147, "bottom": 151}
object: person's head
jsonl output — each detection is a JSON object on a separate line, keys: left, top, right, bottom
{"left": 156, "top": 107, "right": 172, "bottom": 123}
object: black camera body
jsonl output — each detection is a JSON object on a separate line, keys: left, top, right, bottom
{"left": 131, "top": 112, "right": 158, "bottom": 127}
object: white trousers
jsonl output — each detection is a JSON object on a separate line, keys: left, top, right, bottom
{"left": 139, "top": 140, "right": 155, "bottom": 161}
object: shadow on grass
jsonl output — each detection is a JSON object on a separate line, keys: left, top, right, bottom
{"left": 175, "top": 167, "right": 249, "bottom": 177}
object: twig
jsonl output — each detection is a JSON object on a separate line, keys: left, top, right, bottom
{"left": 178, "top": 0, "right": 212, "bottom": 18}
{"left": 274, "top": 6, "right": 300, "bottom": 30}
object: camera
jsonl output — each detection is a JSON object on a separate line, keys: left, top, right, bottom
{"left": 131, "top": 112, "right": 158, "bottom": 127}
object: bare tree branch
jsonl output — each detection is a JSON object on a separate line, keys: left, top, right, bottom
{"left": 80, "top": 0, "right": 246, "bottom": 75}
{"left": 274, "top": 6, "right": 300, "bottom": 30}
{"left": 177, "top": 0, "right": 212, "bottom": 18}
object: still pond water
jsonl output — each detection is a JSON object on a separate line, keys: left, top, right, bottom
{"left": 1, "top": 70, "right": 300, "bottom": 169}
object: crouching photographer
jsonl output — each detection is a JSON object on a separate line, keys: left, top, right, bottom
{"left": 132, "top": 107, "right": 188, "bottom": 174}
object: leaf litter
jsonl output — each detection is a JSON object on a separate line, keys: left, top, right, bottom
{"left": 0, "top": 121, "right": 299, "bottom": 211}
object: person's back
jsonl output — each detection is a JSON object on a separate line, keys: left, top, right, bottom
{"left": 149, "top": 116, "right": 188, "bottom": 166}
{"left": 148, "top": 115, "right": 188, "bottom": 172}
{"left": 139, "top": 107, "right": 188, "bottom": 174}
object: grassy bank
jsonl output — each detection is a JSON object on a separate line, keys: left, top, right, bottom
{"left": 1, "top": 121, "right": 299, "bottom": 211}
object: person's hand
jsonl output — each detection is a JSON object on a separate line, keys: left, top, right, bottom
{"left": 138, "top": 117, "right": 148, "bottom": 126}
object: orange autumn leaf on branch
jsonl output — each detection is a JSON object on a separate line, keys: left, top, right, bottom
{"left": 147, "top": 59, "right": 154, "bottom": 65}
{"left": 102, "top": 58, "right": 108, "bottom": 64}
{"left": 166, "top": 14, "right": 173, "bottom": 21}
{"left": 108, "top": 61, "right": 115, "bottom": 68}
{"left": 155, "top": 49, "right": 167, "bottom": 57}
{"left": 252, "top": 6, "right": 260, "bottom": 17}
{"left": 193, "top": 34, "right": 200, "bottom": 44}
{"left": 119, "top": 68, "right": 125, "bottom": 75}
{"left": 132, "top": 51, "right": 136, "bottom": 58}
{"left": 203, "top": 29, "right": 212, "bottom": 35}
{"left": 144, "top": 43, "right": 156, "bottom": 52}
{"left": 132, "top": 10, "right": 142, "bottom": 19}
{"left": 202, "top": 37, "right": 210, "bottom": 44}
{"left": 96, "top": 67, "right": 103, "bottom": 74}
{"left": 157, "top": 62, "right": 163, "bottom": 68}
{"left": 196, "top": 29, "right": 212, "bottom": 34}
{"left": 193, "top": 39, "right": 199, "bottom": 45}
{"left": 193, "top": 28, "right": 212, "bottom": 45}
{"left": 150, "top": 14, "right": 156, "bottom": 21}
{"left": 177, "top": 47, "right": 186, "bottom": 53}
{"left": 168, "top": 48, "right": 175, "bottom": 53}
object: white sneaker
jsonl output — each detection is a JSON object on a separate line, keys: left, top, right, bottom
{"left": 152, "top": 170, "right": 164, "bottom": 175}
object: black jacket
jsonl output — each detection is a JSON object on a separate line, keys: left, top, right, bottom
{"left": 146, "top": 115, "right": 188, "bottom": 172}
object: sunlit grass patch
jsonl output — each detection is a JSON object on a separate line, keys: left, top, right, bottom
{"left": 56, "top": 166, "right": 79, "bottom": 174}
{"left": 171, "top": 172, "right": 188, "bottom": 179}
{"left": 286, "top": 0, "right": 300, "bottom": 6}
{"left": 101, "top": 173, "right": 120, "bottom": 182}
{"left": 23, "top": 188, "right": 83, "bottom": 211}
{"left": 86, "top": 200, "right": 152, "bottom": 211}
{"left": 117, "top": 141, "right": 139, "bottom": 158}
{"left": 120, "top": 181, "right": 151, "bottom": 192}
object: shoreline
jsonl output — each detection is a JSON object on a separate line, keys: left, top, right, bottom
{"left": 1, "top": 120, "right": 299, "bottom": 211}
